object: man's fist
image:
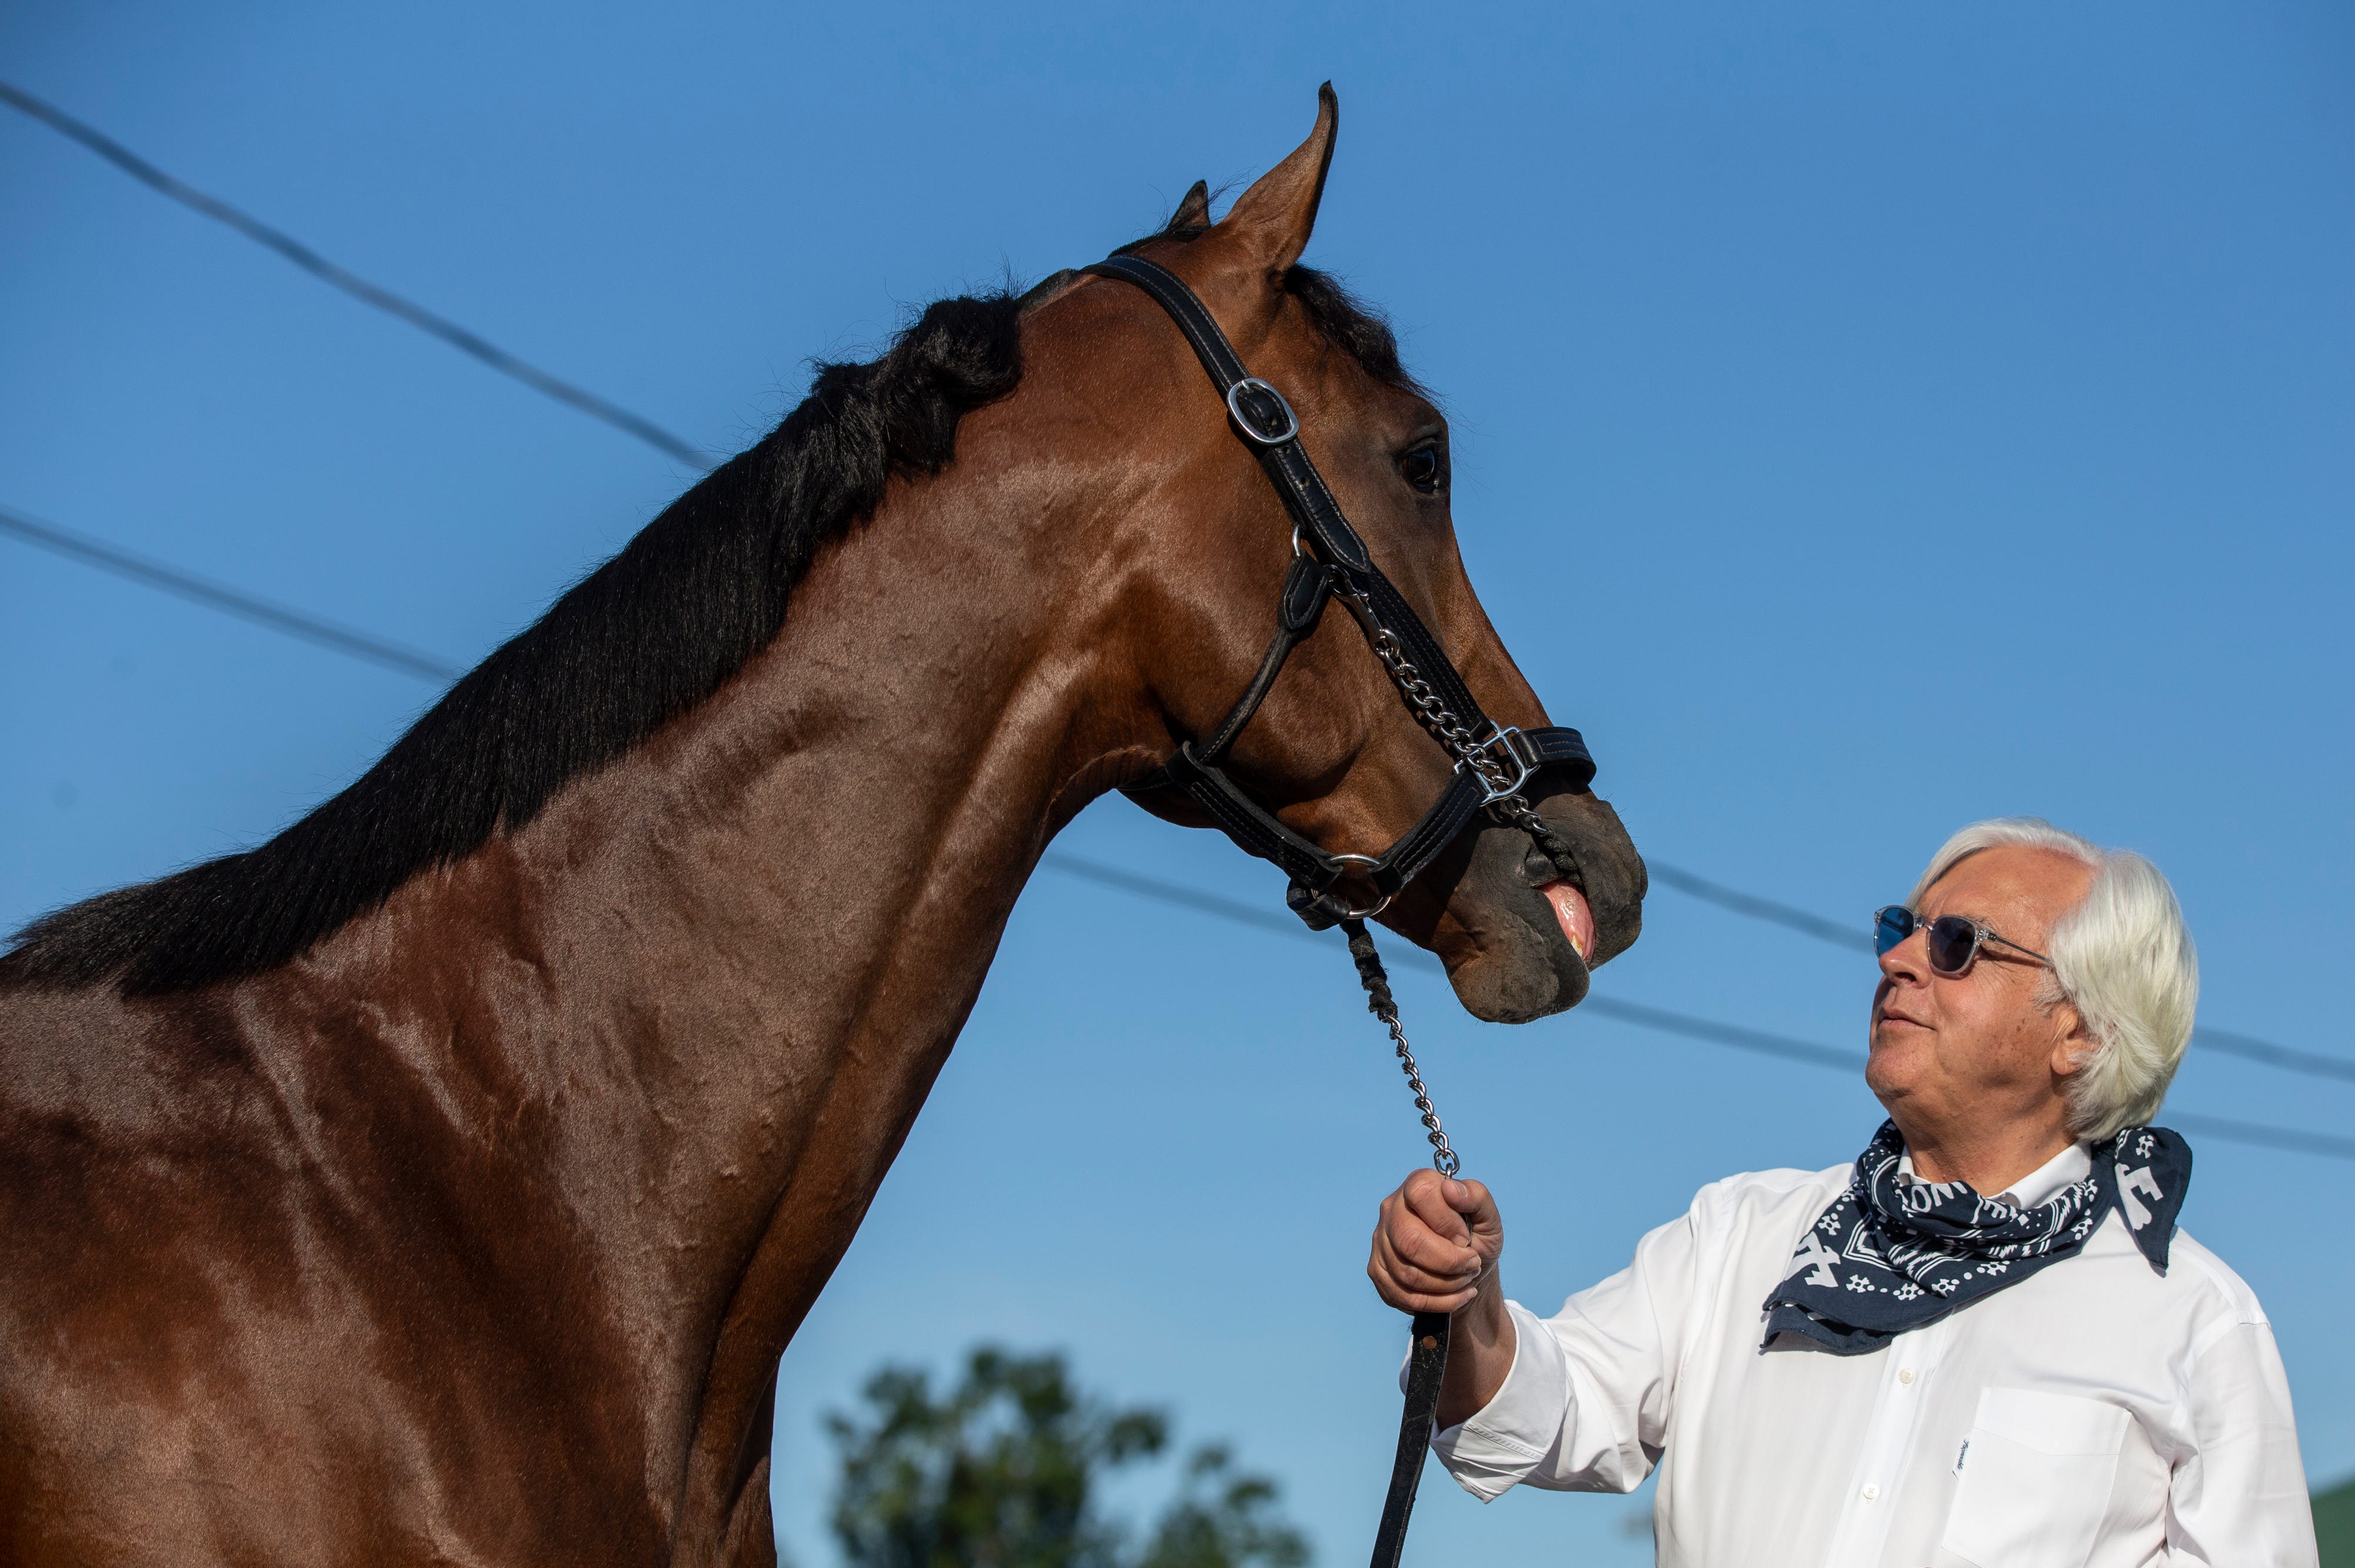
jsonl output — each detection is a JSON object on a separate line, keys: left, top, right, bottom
{"left": 1368, "top": 1168, "right": 1504, "bottom": 1315}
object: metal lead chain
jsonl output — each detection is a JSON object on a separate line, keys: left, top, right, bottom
{"left": 1332, "top": 580, "right": 1583, "bottom": 884}
{"left": 1342, "top": 918, "right": 1460, "bottom": 1178}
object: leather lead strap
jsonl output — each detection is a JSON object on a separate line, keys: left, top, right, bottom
{"left": 1371, "top": 1311, "right": 1453, "bottom": 1568}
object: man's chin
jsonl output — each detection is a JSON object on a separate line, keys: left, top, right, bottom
{"left": 1863, "top": 1035, "right": 1929, "bottom": 1105}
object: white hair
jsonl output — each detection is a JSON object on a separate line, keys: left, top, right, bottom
{"left": 1908, "top": 818, "right": 2198, "bottom": 1142}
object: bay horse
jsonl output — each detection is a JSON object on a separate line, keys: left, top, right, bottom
{"left": 0, "top": 88, "right": 1644, "bottom": 1566}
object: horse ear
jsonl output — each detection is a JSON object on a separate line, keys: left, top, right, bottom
{"left": 1169, "top": 180, "right": 1212, "bottom": 232}
{"left": 1213, "top": 82, "right": 1338, "bottom": 273}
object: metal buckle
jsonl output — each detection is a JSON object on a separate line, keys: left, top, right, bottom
{"left": 1455, "top": 725, "right": 1537, "bottom": 806}
{"left": 1321, "top": 851, "right": 1394, "bottom": 919}
{"left": 1225, "top": 377, "right": 1300, "bottom": 446}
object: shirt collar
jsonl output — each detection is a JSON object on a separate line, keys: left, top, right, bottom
{"left": 1895, "top": 1140, "right": 2091, "bottom": 1209}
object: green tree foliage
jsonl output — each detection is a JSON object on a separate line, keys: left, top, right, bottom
{"left": 826, "top": 1347, "right": 1310, "bottom": 1568}
{"left": 2316, "top": 1473, "right": 2355, "bottom": 1568}
{"left": 1133, "top": 1445, "right": 1308, "bottom": 1568}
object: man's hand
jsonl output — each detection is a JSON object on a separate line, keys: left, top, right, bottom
{"left": 1370, "top": 1170, "right": 1517, "bottom": 1428}
{"left": 1369, "top": 1168, "right": 1502, "bottom": 1314}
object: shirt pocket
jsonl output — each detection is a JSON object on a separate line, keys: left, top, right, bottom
{"left": 1939, "top": 1387, "right": 2131, "bottom": 1568}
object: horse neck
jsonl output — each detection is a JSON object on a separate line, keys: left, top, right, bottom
{"left": 281, "top": 458, "right": 1146, "bottom": 1408}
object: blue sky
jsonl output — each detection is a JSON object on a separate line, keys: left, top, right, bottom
{"left": 4, "top": 4, "right": 2350, "bottom": 1562}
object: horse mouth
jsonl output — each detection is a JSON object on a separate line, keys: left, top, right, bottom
{"left": 1538, "top": 879, "right": 1595, "bottom": 965}
{"left": 1435, "top": 802, "right": 1637, "bottom": 1025}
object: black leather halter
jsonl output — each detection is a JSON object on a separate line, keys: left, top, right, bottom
{"left": 1084, "top": 253, "right": 1598, "bottom": 1568}
{"left": 1083, "top": 254, "right": 1595, "bottom": 929}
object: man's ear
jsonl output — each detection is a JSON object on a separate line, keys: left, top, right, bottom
{"left": 2049, "top": 1002, "right": 2097, "bottom": 1080}
{"left": 1209, "top": 82, "right": 1338, "bottom": 275}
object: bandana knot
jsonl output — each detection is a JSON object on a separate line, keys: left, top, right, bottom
{"left": 1759, "top": 1120, "right": 2192, "bottom": 1354}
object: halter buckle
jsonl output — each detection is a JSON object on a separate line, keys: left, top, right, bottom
{"left": 1225, "top": 378, "right": 1301, "bottom": 446}
{"left": 1455, "top": 726, "right": 1538, "bottom": 806}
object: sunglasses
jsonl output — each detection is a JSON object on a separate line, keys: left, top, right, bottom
{"left": 1872, "top": 906, "right": 2051, "bottom": 976}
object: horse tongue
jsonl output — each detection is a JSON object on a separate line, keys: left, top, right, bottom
{"left": 1541, "top": 881, "right": 1596, "bottom": 964}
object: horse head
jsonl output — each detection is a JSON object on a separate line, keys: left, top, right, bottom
{"left": 1019, "top": 87, "right": 1644, "bottom": 1024}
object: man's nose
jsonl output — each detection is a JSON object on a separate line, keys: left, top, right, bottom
{"left": 1878, "top": 931, "right": 1929, "bottom": 985}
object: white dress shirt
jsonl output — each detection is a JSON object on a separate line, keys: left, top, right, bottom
{"left": 1432, "top": 1143, "right": 2317, "bottom": 1567}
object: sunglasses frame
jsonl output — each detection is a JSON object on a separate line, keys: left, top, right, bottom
{"left": 1872, "top": 905, "right": 2052, "bottom": 976}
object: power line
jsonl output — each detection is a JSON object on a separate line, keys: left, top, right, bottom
{"left": 2184, "top": 1026, "right": 2355, "bottom": 1087}
{"left": 14, "top": 502, "right": 2355, "bottom": 1101}
{"left": 16, "top": 70, "right": 2348, "bottom": 1087}
{"left": 1046, "top": 850, "right": 1859, "bottom": 1073}
{"left": 1041, "top": 852, "right": 1315, "bottom": 944}
{"left": 1645, "top": 861, "right": 1874, "bottom": 952}
{"left": 1042, "top": 851, "right": 2355, "bottom": 1164}
{"left": 0, "top": 504, "right": 460, "bottom": 684}
{"left": 1647, "top": 849, "right": 2355, "bottom": 1085}
{"left": 4, "top": 70, "right": 2355, "bottom": 1088}
{"left": 12, "top": 79, "right": 2344, "bottom": 1161}
{"left": 1576, "top": 995, "right": 1868, "bottom": 1075}
{"left": 2164, "top": 1114, "right": 2355, "bottom": 1165}
{"left": 0, "top": 78, "right": 712, "bottom": 471}
{"left": 23, "top": 71, "right": 2345, "bottom": 1087}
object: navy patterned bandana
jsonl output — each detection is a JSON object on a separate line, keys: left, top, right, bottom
{"left": 1760, "top": 1119, "right": 2193, "bottom": 1354}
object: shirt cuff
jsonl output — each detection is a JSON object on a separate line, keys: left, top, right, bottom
{"left": 1426, "top": 1300, "right": 1571, "bottom": 1501}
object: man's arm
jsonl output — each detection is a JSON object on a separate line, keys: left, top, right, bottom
{"left": 1369, "top": 1169, "right": 1704, "bottom": 1501}
{"left": 1367, "top": 1169, "right": 1512, "bottom": 1429}
{"left": 2168, "top": 1320, "right": 2318, "bottom": 1566}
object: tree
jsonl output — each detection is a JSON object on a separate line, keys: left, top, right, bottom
{"left": 825, "top": 1347, "right": 1309, "bottom": 1568}
{"left": 1133, "top": 1446, "right": 1308, "bottom": 1568}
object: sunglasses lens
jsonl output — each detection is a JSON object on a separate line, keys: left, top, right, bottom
{"left": 1873, "top": 907, "right": 1914, "bottom": 956}
{"left": 1926, "top": 916, "right": 1979, "bottom": 974}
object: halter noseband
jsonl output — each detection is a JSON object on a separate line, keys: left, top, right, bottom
{"left": 1083, "top": 254, "right": 1596, "bottom": 928}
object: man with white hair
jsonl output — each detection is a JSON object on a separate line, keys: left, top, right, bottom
{"left": 1369, "top": 819, "right": 2316, "bottom": 1566}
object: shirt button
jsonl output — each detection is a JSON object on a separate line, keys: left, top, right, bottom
{"left": 1898, "top": 1367, "right": 1917, "bottom": 1385}
{"left": 1861, "top": 1483, "right": 1881, "bottom": 1502}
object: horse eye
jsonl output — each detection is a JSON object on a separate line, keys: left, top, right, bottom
{"left": 1399, "top": 446, "right": 1445, "bottom": 494}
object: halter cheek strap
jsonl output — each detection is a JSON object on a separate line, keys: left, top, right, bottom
{"left": 1083, "top": 254, "right": 1594, "bottom": 927}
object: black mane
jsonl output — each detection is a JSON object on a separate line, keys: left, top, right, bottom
{"left": 4, "top": 295, "right": 1024, "bottom": 995}
{"left": 1281, "top": 267, "right": 1417, "bottom": 393}
{"left": 6, "top": 198, "right": 1417, "bottom": 998}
